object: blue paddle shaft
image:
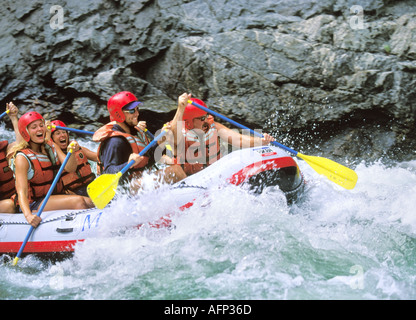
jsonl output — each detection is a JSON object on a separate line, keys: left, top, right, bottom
{"left": 120, "top": 129, "right": 168, "bottom": 175}
{"left": 15, "top": 149, "right": 74, "bottom": 260}
{"left": 144, "top": 129, "right": 155, "bottom": 139}
{"left": 0, "top": 110, "right": 9, "bottom": 120}
{"left": 189, "top": 101, "right": 298, "bottom": 156}
{"left": 54, "top": 125, "right": 94, "bottom": 135}
{"left": 55, "top": 125, "right": 154, "bottom": 138}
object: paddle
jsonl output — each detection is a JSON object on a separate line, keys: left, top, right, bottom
{"left": 49, "top": 124, "right": 155, "bottom": 140}
{"left": 144, "top": 128, "right": 154, "bottom": 139}
{"left": 0, "top": 109, "right": 10, "bottom": 121}
{"left": 87, "top": 129, "right": 168, "bottom": 209}
{"left": 12, "top": 143, "right": 76, "bottom": 266}
{"left": 49, "top": 124, "right": 94, "bottom": 135}
{"left": 188, "top": 100, "right": 358, "bottom": 190}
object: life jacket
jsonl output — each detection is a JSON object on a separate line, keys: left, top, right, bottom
{"left": 61, "top": 149, "right": 95, "bottom": 192}
{"left": 0, "top": 140, "right": 16, "bottom": 200}
{"left": 176, "top": 120, "right": 221, "bottom": 175}
{"left": 93, "top": 122, "right": 151, "bottom": 175}
{"left": 12, "top": 141, "right": 64, "bottom": 204}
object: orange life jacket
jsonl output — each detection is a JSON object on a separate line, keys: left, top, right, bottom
{"left": 61, "top": 149, "right": 95, "bottom": 192}
{"left": 93, "top": 122, "right": 151, "bottom": 175}
{"left": 176, "top": 121, "right": 221, "bottom": 175}
{"left": 0, "top": 140, "right": 16, "bottom": 200}
{"left": 12, "top": 142, "right": 64, "bottom": 204}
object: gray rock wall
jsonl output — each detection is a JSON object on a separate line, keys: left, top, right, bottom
{"left": 1, "top": 0, "right": 415, "bottom": 160}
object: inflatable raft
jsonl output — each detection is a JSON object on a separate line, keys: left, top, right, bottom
{"left": 0, "top": 145, "right": 304, "bottom": 257}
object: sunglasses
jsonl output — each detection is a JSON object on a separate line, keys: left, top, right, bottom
{"left": 123, "top": 107, "right": 140, "bottom": 114}
{"left": 195, "top": 115, "right": 208, "bottom": 121}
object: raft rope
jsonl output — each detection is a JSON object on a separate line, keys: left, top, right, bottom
{"left": 0, "top": 208, "right": 97, "bottom": 226}
{"left": 170, "top": 182, "right": 208, "bottom": 190}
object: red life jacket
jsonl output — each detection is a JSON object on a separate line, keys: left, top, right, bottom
{"left": 176, "top": 121, "right": 221, "bottom": 175}
{"left": 93, "top": 122, "right": 151, "bottom": 175}
{"left": 61, "top": 149, "right": 95, "bottom": 192}
{"left": 12, "top": 142, "right": 64, "bottom": 204}
{"left": 0, "top": 140, "right": 16, "bottom": 200}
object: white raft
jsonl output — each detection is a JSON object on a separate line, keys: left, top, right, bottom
{"left": 0, "top": 145, "right": 304, "bottom": 257}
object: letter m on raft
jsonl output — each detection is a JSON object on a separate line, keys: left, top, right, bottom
{"left": 82, "top": 212, "right": 102, "bottom": 231}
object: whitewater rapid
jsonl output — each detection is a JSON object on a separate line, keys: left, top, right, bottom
{"left": 1, "top": 124, "right": 416, "bottom": 300}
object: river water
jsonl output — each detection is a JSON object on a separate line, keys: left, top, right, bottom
{"left": 1, "top": 122, "right": 416, "bottom": 300}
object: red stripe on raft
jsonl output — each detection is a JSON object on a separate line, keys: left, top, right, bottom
{"left": 147, "top": 201, "right": 195, "bottom": 229}
{"left": 0, "top": 239, "right": 82, "bottom": 254}
{"left": 227, "top": 157, "right": 297, "bottom": 185}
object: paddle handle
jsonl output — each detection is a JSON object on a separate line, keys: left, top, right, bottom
{"left": 13, "top": 145, "right": 75, "bottom": 265}
{"left": 188, "top": 100, "right": 298, "bottom": 156}
{"left": 144, "top": 128, "right": 155, "bottom": 139}
{"left": 0, "top": 109, "right": 10, "bottom": 120}
{"left": 120, "top": 129, "right": 168, "bottom": 175}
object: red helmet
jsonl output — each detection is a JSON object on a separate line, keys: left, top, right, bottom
{"left": 183, "top": 98, "right": 208, "bottom": 130}
{"left": 18, "top": 111, "right": 45, "bottom": 142}
{"left": 51, "top": 120, "right": 67, "bottom": 134}
{"left": 107, "top": 91, "right": 140, "bottom": 122}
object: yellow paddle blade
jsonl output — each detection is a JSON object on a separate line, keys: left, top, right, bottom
{"left": 297, "top": 153, "right": 358, "bottom": 190}
{"left": 87, "top": 172, "right": 123, "bottom": 209}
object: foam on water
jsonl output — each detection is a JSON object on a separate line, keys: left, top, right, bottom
{"left": 1, "top": 127, "right": 416, "bottom": 299}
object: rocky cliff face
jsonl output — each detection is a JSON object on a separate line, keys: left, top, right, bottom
{"left": 1, "top": 0, "right": 415, "bottom": 161}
